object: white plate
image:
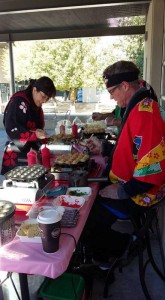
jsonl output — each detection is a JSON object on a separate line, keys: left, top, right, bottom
{"left": 53, "top": 195, "right": 85, "bottom": 209}
{"left": 16, "top": 219, "right": 41, "bottom": 243}
{"left": 66, "top": 187, "right": 92, "bottom": 201}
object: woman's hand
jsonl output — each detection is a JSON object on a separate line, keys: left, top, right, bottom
{"left": 86, "top": 137, "right": 102, "bottom": 154}
{"left": 35, "top": 129, "right": 48, "bottom": 139}
{"left": 99, "top": 183, "right": 121, "bottom": 199}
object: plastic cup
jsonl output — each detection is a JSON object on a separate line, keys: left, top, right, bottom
{"left": 37, "top": 209, "right": 62, "bottom": 253}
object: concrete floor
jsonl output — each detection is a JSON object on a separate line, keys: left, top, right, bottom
{"left": 0, "top": 124, "right": 165, "bottom": 300}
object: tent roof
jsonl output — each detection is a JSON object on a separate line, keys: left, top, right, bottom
{"left": 0, "top": 0, "right": 150, "bottom": 42}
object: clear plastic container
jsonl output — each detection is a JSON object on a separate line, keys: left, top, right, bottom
{"left": 86, "top": 116, "right": 93, "bottom": 123}
{"left": 72, "top": 116, "right": 82, "bottom": 128}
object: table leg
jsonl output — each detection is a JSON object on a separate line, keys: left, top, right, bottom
{"left": 19, "top": 273, "right": 30, "bottom": 300}
{"left": 0, "top": 285, "right": 4, "bottom": 300}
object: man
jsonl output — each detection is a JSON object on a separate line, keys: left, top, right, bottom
{"left": 85, "top": 60, "right": 165, "bottom": 263}
{"left": 92, "top": 106, "right": 125, "bottom": 127}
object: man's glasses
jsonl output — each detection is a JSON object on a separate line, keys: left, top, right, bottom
{"left": 108, "top": 84, "right": 121, "bottom": 95}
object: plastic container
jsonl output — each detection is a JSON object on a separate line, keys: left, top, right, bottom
{"left": 66, "top": 187, "right": 92, "bottom": 201}
{"left": 53, "top": 195, "right": 85, "bottom": 209}
{"left": 72, "top": 117, "right": 82, "bottom": 128}
{"left": 37, "top": 272, "right": 85, "bottom": 300}
{"left": 16, "top": 218, "right": 41, "bottom": 243}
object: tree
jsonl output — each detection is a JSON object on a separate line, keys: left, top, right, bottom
{"left": 2, "top": 18, "right": 145, "bottom": 91}
{"left": 118, "top": 16, "right": 145, "bottom": 77}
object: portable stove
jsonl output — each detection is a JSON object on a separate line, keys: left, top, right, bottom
{"left": 0, "top": 165, "right": 54, "bottom": 204}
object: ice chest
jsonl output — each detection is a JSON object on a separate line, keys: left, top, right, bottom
{"left": 37, "top": 272, "right": 86, "bottom": 300}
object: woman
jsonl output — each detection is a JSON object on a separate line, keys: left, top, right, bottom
{"left": 1, "top": 76, "right": 56, "bottom": 175}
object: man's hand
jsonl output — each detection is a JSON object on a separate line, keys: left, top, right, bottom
{"left": 92, "top": 112, "right": 104, "bottom": 121}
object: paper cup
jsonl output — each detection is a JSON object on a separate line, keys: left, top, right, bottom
{"left": 37, "top": 209, "right": 62, "bottom": 253}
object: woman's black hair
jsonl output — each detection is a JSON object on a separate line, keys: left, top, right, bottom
{"left": 26, "top": 76, "right": 56, "bottom": 98}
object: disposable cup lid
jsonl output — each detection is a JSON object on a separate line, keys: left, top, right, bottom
{"left": 37, "top": 209, "right": 62, "bottom": 224}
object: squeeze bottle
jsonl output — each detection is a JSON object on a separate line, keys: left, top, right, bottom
{"left": 72, "top": 123, "right": 78, "bottom": 138}
{"left": 27, "top": 148, "right": 37, "bottom": 166}
{"left": 41, "top": 145, "right": 51, "bottom": 168}
{"left": 60, "top": 124, "right": 65, "bottom": 135}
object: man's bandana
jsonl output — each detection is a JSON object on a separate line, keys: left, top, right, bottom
{"left": 103, "top": 71, "right": 139, "bottom": 88}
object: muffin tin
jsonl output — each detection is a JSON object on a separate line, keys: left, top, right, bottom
{"left": 5, "top": 165, "right": 49, "bottom": 182}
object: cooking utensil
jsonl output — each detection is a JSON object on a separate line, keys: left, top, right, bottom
{"left": 0, "top": 200, "right": 16, "bottom": 246}
{"left": 69, "top": 169, "right": 108, "bottom": 187}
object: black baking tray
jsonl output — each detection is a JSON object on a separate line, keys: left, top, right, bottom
{"left": 4, "top": 165, "right": 49, "bottom": 182}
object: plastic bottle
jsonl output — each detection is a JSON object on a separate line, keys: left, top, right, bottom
{"left": 60, "top": 124, "right": 65, "bottom": 135}
{"left": 72, "top": 123, "right": 78, "bottom": 139}
{"left": 41, "top": 145, "right": 51, "bottom": 168}
{"left": 27, "top": 148, "right": 37, "bottom": 166}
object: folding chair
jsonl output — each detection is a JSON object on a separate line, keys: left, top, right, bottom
{"left": 103, "top": 197, "right": 165, "bottom": 300}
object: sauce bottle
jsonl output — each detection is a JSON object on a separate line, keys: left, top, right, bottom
{"left": 41, "top": 145, "right": 51, "bottom": 168}
{"left": 27, "top": 148, "right": 37, "bottom": 166}
{"left": 72, "top": 123, "right": 78, "bottom": 139}
{"left": 60, "top": 124, "right": 65, "bottom": 135}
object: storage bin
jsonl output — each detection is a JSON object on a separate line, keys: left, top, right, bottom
{"left": 37, "top": 272, "right": 86, "bottom": 300}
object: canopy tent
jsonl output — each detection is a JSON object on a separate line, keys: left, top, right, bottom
{"left": 0, "top": 0, "right": 150, "bottom": 42}
{"left": 0, "top": 0, "right": 151, "bottom": 94}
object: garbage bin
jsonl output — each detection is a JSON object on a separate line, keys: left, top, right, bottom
{"left": 77, "top": 88, "right": 83, "bottom": 103}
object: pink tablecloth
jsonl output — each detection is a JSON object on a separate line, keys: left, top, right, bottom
{"left": 0, "top": 155, "right": 106, "bottom": 279}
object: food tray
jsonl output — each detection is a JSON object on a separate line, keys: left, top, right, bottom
{"left": 48, "top": 133, "right": 74, "bottom": 142}
{"left": 53, "top": 195, "right": 85, "bottom": 209}
{"left": 53, "top": 153, "right": 89, "bottom": 167}
{"left": 81, "top": 121, "right": 106, "bottom": 134}
{"left": 16, "top": 219, "right": 41, "bottom": 243}
{"left": 66, "top": 187, "right": 92, "bottom": 201}
{"left": 61, "top": 209, "right": 79, "bottom": 227}
{"left": 5, "top": 165, "right": 49, "bottom": 182}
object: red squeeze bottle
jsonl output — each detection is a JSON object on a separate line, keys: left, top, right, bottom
{"left": 27, "top": 148, "right": 37, "bottom": 166}
{"left": 60, "top": 124, "right": 65, "bottom": 135}
{"left": 72, "top": 123, "right": 78, "bottom": 138}
{"left": 41, "top": 145, "right": 51, "bottom": 168}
